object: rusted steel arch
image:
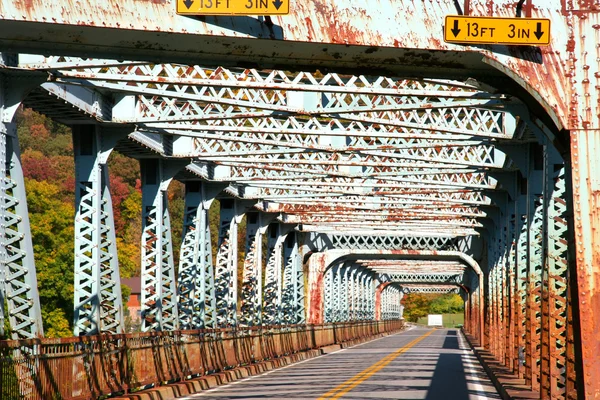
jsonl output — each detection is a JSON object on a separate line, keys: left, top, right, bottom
{"left": 0, "top": 0, "right": 579, "bottom": 135}
{"left": 307, "top": 249, "right": 484, "bottom": 341}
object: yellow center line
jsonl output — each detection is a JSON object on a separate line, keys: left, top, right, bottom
{"left": 318, "top": 329, "right": 435, "bottom": 400}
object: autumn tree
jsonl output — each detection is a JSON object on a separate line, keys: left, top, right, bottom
{"left": 402, "top": 293, "right": 431, "bottom": 322}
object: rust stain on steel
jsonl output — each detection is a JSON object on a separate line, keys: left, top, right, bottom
{"left": 0, "top": 0, "right": 578, "bottom": 131}
{"left": 570, "top": 127, "right": 600, "bottom": 399}
{"left": 307, "top": 253, "right": 327, "bottom": 324}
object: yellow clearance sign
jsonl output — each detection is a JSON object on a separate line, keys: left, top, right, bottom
{"left": 177, "top": 0, "right": 289, "bottom": 15}
{"left": 444, "top": 16, "right": 550, "bottom": 46}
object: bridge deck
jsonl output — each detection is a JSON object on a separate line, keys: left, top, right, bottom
{"left": 182, "top": 328, "right": 500, "bottom": 399}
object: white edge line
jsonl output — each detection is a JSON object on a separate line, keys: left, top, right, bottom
{"left": 458, "top": 331, "right": 492, "bottom": 399}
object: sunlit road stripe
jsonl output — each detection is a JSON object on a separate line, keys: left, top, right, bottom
{"left": 318, "top": 329, "right": 435, "bottom": 399}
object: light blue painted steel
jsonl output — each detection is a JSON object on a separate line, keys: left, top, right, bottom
{"left": 281, "top": 233, "right": 296, "bottom": 325}
{"left": 295, "top": 234, "right": 306, "bottom": 324}
{"left": 240, "top": 211, "right": 273, "bottom": 327}
{"left": 140, "top": 159, "right": 179, "bottom": 331}
{"left": 340, "top": 266, "right": 350, "bottom": 322}
{"left": 0, "top": 66, "right": 43, "bottom": 339}
{"left": 323, "top": 266, "right": 337, "bottom": 322}
{"left": 72, "top": 126, "right": 123, "bottom": 336}
{"left": 262, "top": 224, "right": 285, "bottom": 325}
{"left": 177, "top": 182, "right": 220, "bottom": 330}
{"left": 544, "top": 163, "right": 569, "bottom": 396}
{"left": 215, "top": 199, "right": 241, "bottom": 328}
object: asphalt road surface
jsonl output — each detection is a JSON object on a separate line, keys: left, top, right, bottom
{"left": 179, "top": 327, "right": 501, "bottom": 399}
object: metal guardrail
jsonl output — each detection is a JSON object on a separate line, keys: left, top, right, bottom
{"left": 0, "top": 320, "right": 402, "bottom": 399}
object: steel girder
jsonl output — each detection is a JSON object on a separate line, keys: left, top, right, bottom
{"left": 72, "top": 126, "right": 123, "bottom": 336}
{"left": 20, "top": 59, "right": 520, "bottom": 238}
{"left": 0, "top": 69, "right": 43, "bottom": 339}
{"left": 383, "top": 273, "right": 463, "bottom": 284}
{"left": 140, "top": 159, "right": 178, "bottom": 331}
{"left": 305, "top": 233, "right": 461, "bottom": 252}
{"left": 400, "top": 285, "right": 460, "bottom": 294}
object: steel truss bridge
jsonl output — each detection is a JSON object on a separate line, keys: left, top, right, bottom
{"left": 0, "top": 0, "right": 597, "bottom": 399}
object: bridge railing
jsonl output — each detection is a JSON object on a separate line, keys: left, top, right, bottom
{"left": 0, "top": 320, "right": 402, "bottom": 399}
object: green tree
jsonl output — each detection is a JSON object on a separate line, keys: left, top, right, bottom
{"left": 429, "top": 294, "right": 464, "bottom": 314}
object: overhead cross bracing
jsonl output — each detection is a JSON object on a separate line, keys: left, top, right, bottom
{"left": 22, "top": 57, "right": 520, "bottom": 239}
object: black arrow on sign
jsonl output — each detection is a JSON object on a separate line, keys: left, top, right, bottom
{"left": 183, "top": 0, "right": 194, "bottom": 9}
{"left": 534, "top": 22, "right": 544, "bottom": 40}
{"left": 451, "top": 19, "right": 461, "bottom": 37}
{"left": 272, "top": 0, "right": 283, "bottom": 10}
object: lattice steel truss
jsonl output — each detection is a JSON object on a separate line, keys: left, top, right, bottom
{"left": 0, "top": 75, "right": 43, "bottom": 339}
{"left": 215, "top": 199, "right": 240, "bottom": 328}
{"left": 140, "top": 160, "right": 178, "bottom": 331}
{"left": 27, "top": 58, "right": 517, "bottom": 239}
{"left": 72, "top": 127, "right": 123, "bottom": 336}
{"left": 177, "top": 182, "right": 217, "bottom": 330}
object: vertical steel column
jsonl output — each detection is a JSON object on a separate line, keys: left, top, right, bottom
{"left": 341, "top": 266, "right": 350, "bottom": 322}
{"left": 506, "top": 209, "right": 517, "bottom": 369}
{"left": 215, "top": 199, "right": 242, "bottom": 328}
{"left": 295, "top": 233, "right": 305, "bottom": 324}
{"left": 281, "top": 232, "right": 298, "bottom": 325}
{"left": 0, "top": 71, "right": 43, "bottom": 339}
{"left": 240, "top": 211, "right": 267, "bottom": 327}
{"left": 263, "top": 225, "right": 285, "bottom": 325}
{"left": 72, "top": 126, "right": 123, "bottom": 336}
{"left": 140, "top": 159, "right": 178, "bottom": 332}
{"left": 348, "top": 267, "right": 357, "bottom": 321}
{"left": 499, "top": 209, "right": 509, "bottom": 365}
{"left": 381, "top": 286, "right": 389, "bottom": 320}
{"left": 469, "top": 272, "right": 479, "bottom": 339}
{"left": 541, "top": 166, "right": 570, "bottom": 399}
{"left": 570, "top": 128, "right": 600, "bottom": 399}
{"left": 488, "top": 228, "right": 499, "bottom": 358}
{"left": 331, "top": 264, "right": 342, "bottom": 322}
{"left": 177, "top": 182, "right": 219, "bottom": 330}
{"left": 368, "top": 275, "right": 375, "bottom": 320}
{"left": 357, "top": 270, "right": 366, "bottom": 321}
{"left": 323, "top": 265, "right": 334, "bottom": 323}
{"left": 526, "top": 193, "right": 544, "bottom": 390}
{"left": 515, "top": 211, "right": 528, "bottom": 378}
